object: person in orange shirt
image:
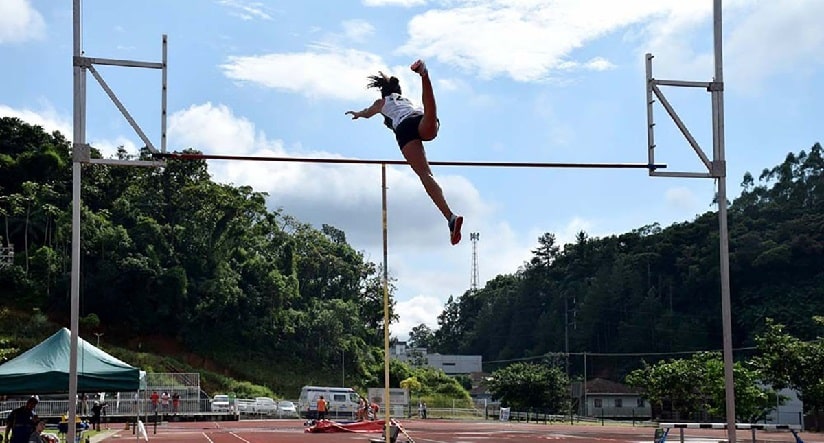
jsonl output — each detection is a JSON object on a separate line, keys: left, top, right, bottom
{"left": 316, "top": 396, "right": 328, "bottom": 420}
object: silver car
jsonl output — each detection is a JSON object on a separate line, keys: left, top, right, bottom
{"left": 277, "top": 400, "right": 298, "bottom": 418}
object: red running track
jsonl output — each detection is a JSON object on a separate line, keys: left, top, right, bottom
{"left": 105, "top": 419, "right": 824, "bottom": 443}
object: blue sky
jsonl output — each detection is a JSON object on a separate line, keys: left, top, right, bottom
{"left": 2, "top": 0, "right": 822, "bottom": 340}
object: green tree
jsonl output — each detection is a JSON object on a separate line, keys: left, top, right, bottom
{"left": 753, "top": 318, "right": 824, "bottom": 429}
{"left": 408, "top": 323, "right": 435, "bottom": 349}
{"left": 487, "top": 362, "right": 569, "bottom": 411}
{"left": 626, "top": 352, "right": 777, "bottom": 421}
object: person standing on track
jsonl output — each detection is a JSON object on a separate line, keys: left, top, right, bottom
{"left": 316, "top": 395, "right": 328, "bottom": 421}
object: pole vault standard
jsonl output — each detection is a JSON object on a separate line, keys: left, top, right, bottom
{"left": 646, "top": 0, "right": 733, "bottom": 440}
{"left": 154, "top": 152, "right": 668, "bottom": 170}
{"left": 70, "top": 1, "right": 167, "bottom": 442}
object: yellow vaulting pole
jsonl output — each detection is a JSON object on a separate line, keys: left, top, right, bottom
{"left": 381, "top": 163, "right": 391, "bottom": 442}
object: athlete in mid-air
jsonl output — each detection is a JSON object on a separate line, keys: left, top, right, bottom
{"left": 345, "top": 60, "right": 463, "bottom": 245}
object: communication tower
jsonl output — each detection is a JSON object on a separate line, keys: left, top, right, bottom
{"left": 470, "top": 232, "right": 479, "bottom": 291}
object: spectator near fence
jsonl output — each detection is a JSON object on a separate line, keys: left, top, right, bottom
{"left": 150, "top": 391, "right": 159, "bottom": 413}
{"left": 90, "top": 401, "right": 104, "bottom": 431}
{"left": 172, "top": 392, "right": 180, "bottom": 414}
{"left": 5, "top": 396, "right": 39, "bottom": 443}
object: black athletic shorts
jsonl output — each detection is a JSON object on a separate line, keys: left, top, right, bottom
{"left": 394, "top": 113, "right": 424, "bottom": 149}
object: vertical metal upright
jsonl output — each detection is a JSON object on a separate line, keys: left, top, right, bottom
{"left": 69, "top": 3, "right": 84, "bottom": 443}
{"left": 69, "top": 2, "right": 167, "bottom": 442}
{"left": 646, "top": 0, "right": 734, "bottom": 441}
{"left": 381, "top": 163, "right": 391, "bottom": 443}
{"left": 711, "top": 2, "right": 736, "bottom": 440}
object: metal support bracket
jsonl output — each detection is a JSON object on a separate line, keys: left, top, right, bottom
{"left": 710, "top": 160, "right": 726, "bottom": 178}
{"left": 707, "top": 81, "right": 724, "bottom": 92}
{"left": 73, "top": 56, "right": 92, "bottom": 68}
{"left": 72, "top": 143, "right": 91, "bottom": 163}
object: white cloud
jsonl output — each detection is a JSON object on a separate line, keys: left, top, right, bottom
{"left": 363, "top": 0, "right": 427, "bottom": 7}
{"left": 724, "top": 0, "right": 824, "bottom": 93}
{"left": 167, "top": 102, "right": 518, "bottom": 339}
{"left": 216, "top": 0, "right": 274, "bottom": 21}
{"left": 0, "top": 0, "right": 45, "bottom": 44}
{"left": 395, "top": 295, "right": 444, "bottom": 341}
{"left": 398, "top": 0, "right": 702, "bottom": 82}
{"left": 0, "top": 104, "right": 71, "bottom": 136}
{"left": 584, "top": 57, "right": 616, "bottom": 72}
{"left": 664, "top": 186, "right": 702, "bottom": 213}
{"left": 635, "top": 0, "right": 824, "bottom": 94}
{"left": 168, "top": 102, "right": 490, "bottom": 250}
{"left": 220, "top": 46, "right": 433, "bottom": 105}
{"left": 220, "top": 47, "right": 388, "bottom": 101}
{"left": 341, "top": 19, "right": 375, "bottom": 42}
{"left": 559, "top": 216, "right": 595, "bottom": 243}
{"left": 90, "top": 136, "right": 139, "bottom": 159}
{"left": 0, "top": 104, "right": 141, "bottom": 159}
{"left": 392, "top": 0, "right": 823, "bottom": 89}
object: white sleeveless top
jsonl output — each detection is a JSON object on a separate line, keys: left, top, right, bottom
{"left": 381, "top": 93, "right": 422, "bottom": 129}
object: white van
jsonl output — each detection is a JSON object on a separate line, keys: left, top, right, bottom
{"left": 297, "top": 386, "right": 361, "bottom": 419}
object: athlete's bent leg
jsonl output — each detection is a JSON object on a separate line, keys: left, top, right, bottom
{"left": 402, "top": 140, "right": 451, "bottom": 220}
{"left": 411, "top": 60, "right": 439, "bottom": 141}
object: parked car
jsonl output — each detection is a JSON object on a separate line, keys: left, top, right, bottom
{"left": 277, "top": 400, "right": 298, "bottom": 418}
{"left": 254, "top": 397, "right": 278, "bottom": 415}
{"left": 211, "top": 394, "right": 231, "bottom": 412}
{"left": 236, "top": 398, "right": 255, "bottom": 414}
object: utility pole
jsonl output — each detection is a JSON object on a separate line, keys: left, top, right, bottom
{"left": 564, "top": 295, "right": 569, "bottom": 377}
{"left": 470, "top": 233, "right": 479, "bottom": 292}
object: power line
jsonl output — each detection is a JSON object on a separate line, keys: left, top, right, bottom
{"left": 484, "top": 346, "right": 758, "bottom": 365}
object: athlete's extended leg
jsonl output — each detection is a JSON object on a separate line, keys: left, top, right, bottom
{"left": 402, "top": 140, "right": 463, "bottom": 244}
{"left": 411, "top": 60, "right": 438, "bottom": 141}
{"left": 402, "top": 140, "right": 450, "bottom": 219}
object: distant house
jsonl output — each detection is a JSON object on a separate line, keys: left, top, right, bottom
{"left": 584, "top": 378, "right": 651, "bottom": 419}
{"left": 390, "top": 342, "right": 482, "bottom": 375}
{"left": 468, "top": 372, "right": 494, "bottom": 402}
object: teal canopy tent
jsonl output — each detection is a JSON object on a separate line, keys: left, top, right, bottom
{"left": 0, "top": 328, "right": 139, "bottom": 394}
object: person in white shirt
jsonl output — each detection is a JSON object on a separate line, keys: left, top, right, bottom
{"left": 346, "top": 59, "right": 464, "bottom": 245}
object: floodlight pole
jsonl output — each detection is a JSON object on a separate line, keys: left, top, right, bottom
{"left": 646, "top": 0, "right": 734, "bottom": 441}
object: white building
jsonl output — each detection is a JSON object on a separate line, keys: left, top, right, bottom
{"left": 390, "top": 342, "right": 482, "bottom": 375}
{"left": 584, "top": 378, "right": 652, "bottom": 419}
{"left": 765, "top": 387, "right": 803, "bottom": 426}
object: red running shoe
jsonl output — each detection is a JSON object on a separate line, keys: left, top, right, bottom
{"left": 448, "top": 215, "right": 463, "bottom": 245}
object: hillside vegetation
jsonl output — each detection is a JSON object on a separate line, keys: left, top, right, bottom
{"left": 2, "top": 116, "right": 822, "bottom": 397}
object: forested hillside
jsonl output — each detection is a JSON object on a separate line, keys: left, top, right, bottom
{"left": 411, "top": 143, "right": 824, "bottom": 378}
{"left": 0, "top": 117, "right": 393, "bottom": 393}
{"left": 2, "top": 116, "right": 823, "bottom": 392}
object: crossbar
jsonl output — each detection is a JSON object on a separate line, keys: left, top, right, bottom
{"left": 154, "top": 152, "right": 666, "bottom": 169}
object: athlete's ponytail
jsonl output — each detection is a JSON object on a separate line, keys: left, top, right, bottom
{"left": 367, "top": 72, "right": 402, "bottom": 97}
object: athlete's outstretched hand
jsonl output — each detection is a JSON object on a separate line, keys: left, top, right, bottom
{"left": 345, "top": 111, "right": 360, "bottom": 119}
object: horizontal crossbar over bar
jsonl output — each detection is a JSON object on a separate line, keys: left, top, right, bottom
{"left": 154, "top": 153, "right": 667, "bottom": 170}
